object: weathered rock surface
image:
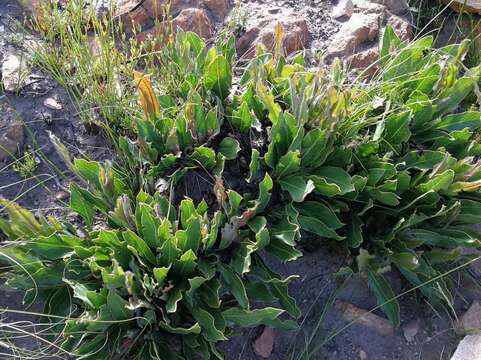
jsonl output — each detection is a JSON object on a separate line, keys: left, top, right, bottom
{"left": 253, "top": 327, "right": 275, "bottom": 358}
{"left": 1, "top": 52, "right": 29, "bottom": 92}
{"left": 237, "top": 14, "right": 310, "bottom": 58}
{"left": 441, "top": 0, "right": 481, "bottom": 15}
{"left": 333, "top": 0, "right": 354, "bottom": 21}
{"left": 459, "top": 301, "right": 481, "bottom": 334}
{"left": 173, "top": 8, "right": 213, "bottom": 39}
{"left": 450, "top": 334, "right": 481, "bottom": 360}
{"left": 327, "top": 0, "right": 413, "bottom": 76}
{"left": 0, "top": 100, "right": 24, "bottom": 161}
{"left": 336, "top": 300, "right": 395, "bottom": 336}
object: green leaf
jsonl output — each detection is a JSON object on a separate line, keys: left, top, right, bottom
{"left": 310, "top": 167, "right": 354, "bottom": 196}
{"left": 158, "top": 237, "right": 180, "bottom": 267}
{"left": 382, "top": 111, "right": 412, "bottom": 148}
{"left": 190, "top": 146, "right": 217, "bottom": 170}
{"left": 232, "top": 101, "right": 254, "bottom": 132}
{"left": 139, "top": 203, "right": 158, "bottom": 248}
{"left": 222, "top": 307, "right": 292, "bottom": 328}
{"left": 166, "top": 288, "right": 183, "bottom": 313}
{"left": 247, "top": 149, "right": 260, "bottom": 183}
{"left": 434, "top": 111, "right": 481, "bottom": 132}
{"left": 123, "top": 229, "right": 157, "bottom": 265}
{"left": 174, "top": 249, "right": 197, "bottom": 278}
{"left": 153, "top": 267, "right": 170, "bottom": 286}
{"left": 416, "top": 170, "right": 454, "bottom": 193}
{"left": 218, "top": 137, "right": 240, "bottom": 160}
{"left": 390, "top": 253, "right": 419, "bottom": 270}
{"left": 192, "top": 307, "right": 227, "bottom": 342}
{"left": 296, "top": 201, "right": 344, "bottom": 230}
{"left": 276, "top": 151, "right": 301, "bottom": 178}
{"left": 219, "top": 264, "right": 249, "bottom": 309}
{"left": 70, "top": 183, "right": 95, "bottom": 227}
{"left": 158, "top": 321, "right": 201, "bottom": 335}
{"left": 301, "top": 129, "right": 328, "bottom": 168}
{"left": 298, "top": 216, "right": 344, "bottom": 241}
{"left": 279, "top": 176, "right": 315, "bottom": 202}
{"left": 204, "top": 54, "right": 232, "bottom": 99}
{"left": 367, "top": 270, "right": 400, "bottom": 327}
{"left": 73, "top": 159, "right": 101, "bottom": 190}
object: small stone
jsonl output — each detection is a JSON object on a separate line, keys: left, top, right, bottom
{"left": 336, "top": 300, "right": 395, "bottom": 336}
{"left": 440, "top": 0, "right": 481, "bottom": 15}
{"left": 55, "top": 191, "right": 70, "bottom": 201}
{"left": 359, "top": 349, "right": 368, "bottom": 360}
{"left": 451, "top": 334, "right": 481, "bottom": 360}
{"left": 403, "top": 319, "right": 421, "bottom": 342}
{"left": 333, "top": 0, "right": 354, "bottom": 21}
{"left": 143, "top": 0, "right": 200, "bottom": 19}
{"left": 253, "top": 327, "right": 275, "bottom": 358}
{"left": 459, "top": 301, "right": 481, "bottom": 334}
{"left": 0, "top": 100, "right": 24, "bottom": 161}
{"left": 34, "top": 111, "right": 53, "bottom": 125}
{"left": 43, "top": 97, "right": 63, "bottom": 110}
{"left": 2, "top": 53, "right": 28, "bottom": 92}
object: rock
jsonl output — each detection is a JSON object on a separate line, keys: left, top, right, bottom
{"left": 237, "top": 15, "right": 310, "bottom": 58}
{"left": 326, "top": 12, "right": 380, "bottom": 60}
{"left": 172, "top": 8, "right": 214, "bottom": 39}
{"left": 450, "top": 334, "right": 481, "bottom": 360}
{"left": 346, "top": 45, "right": 379, "bottom": 77}
{"left": 43, "top": 97, "right": 63, "bottom": 110}
{"left": 1, "top": 53, "right": 28, "bottom": 92}
{"left": 370, "top": 0, "right": 409, "bottom": 15}
{"left": 359, "top": 349, "right": 368, "bottom": 360}
{"left": 459, "top": 301, "right": 481, "bottom": 334}
{"left": 352, "top": 0, "right": 386, "bottom": 14}
{"left": 333, "top": 0, "right": 354, "bottom": 21}
{"left": 203, "top": 0, "right": 231, "bottom": 20}
{"left": 143, "top": 0, "right": 200, "bottom": 19}
{"left": 0, "top": 100, "right": 24, "bottom": 161}
{"left": 253, "top": 327, "right": 275, "bottom": 358}
{"left": 387, "top": 12, "right": 413, "bottom": 41}
{"left": 336, "top": 300, "right": 395, "bottom": 336}
{"left": 403, "top": 319, "right": 421, "bottom": 342}
{"left": 117, "top": 0, "right": 151, "bottom": 31}
{"left": 441, "top": 0, "right": 481, "bottom": 15}
{"left": 55, "top": 191, "right": 69, "bottom": 201}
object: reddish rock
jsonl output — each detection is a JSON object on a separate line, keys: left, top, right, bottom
{"left": 387, "top": 12, "right": 413, "bottom": 41}
{"left": 203, "top": 0, "right": 231, "bottom": 20}
{"left": 0, "top": 100, "right": 24, "bottom": 161}
{"left": 237, "top": 16, "right": 309, "bottom": 58}
{"left": 346, "top": 45, "right": 379, "bottom": 77}
{"left": 253, "top": 327, "right": 275, "bottom": 358}
{"left": 117, "top": 1, "right": 151, "bottom": 31}
{"left": 336, "top": 300, "right": 395, "bottom": 336}
{"left": 173, "top": 8, "right": 214, "bottom": 39}
{"left": 370, "top": 0, "right": 409, "bottom": 15}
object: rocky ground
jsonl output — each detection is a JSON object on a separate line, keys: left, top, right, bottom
{"left": 1, "top": 0, "right": 481, "bottom": 359}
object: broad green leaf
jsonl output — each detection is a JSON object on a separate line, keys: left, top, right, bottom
{"left": 123, "top": 229, "right": 157, "bottom": 265}
{"left": 153, "top": 267, "right": 170, "bottom": 286}
{"left": 139, "top": 203, "right": 158, "bottom": 248}
{"left": 296, "top": 201, "right": 344, "bottom": 230}
{"left": 218, "top": 137, "right": 240, "bottom": 160}
{"left": 279, "top": 176, "right": 315, "bottom": 202}
{"left": 276, "top": 151, "right": 301, "bottom": 178}
{"left": 70, "top": 183, "right": 94, "bottom": 227}
{"left": 434, "top": 111, "right": 481, "bottom": 132}
{"left": 301, "top": 129, "right": 328, "bottom": 168}
{"left": 190, "top": 147, "right": 217, "bottom": 170}
{"left": 247, "top": 149, "right": 260, "bottom": 183}
{"left": 298, "top": 216, "right": 344, "bottom": 241}
{"left": 232, "top": 101, "right": 254, "bottom": 132}
{"left": 219, "top": 264, "right": 249, "bottom": 309}
{"left": 416, "top": 170, "right": 454, "bottom": 193}
{"left": 310, "top": 167, "right": 354, "bottom": 196}
{"left": 192, "top": 307, "right": 227, "bottom": 342}
{"left": 204, "top": 54, "right": 232, "bottom": 99}
{"left": 382, "top": 111, "right": 412, "bottom": 148}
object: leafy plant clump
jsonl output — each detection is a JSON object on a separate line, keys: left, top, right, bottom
{"left": 2, "top": 15, "right": 481, "bottom": 359}
{"left": 0, "top": 159, "right": 298, "bottom": 358}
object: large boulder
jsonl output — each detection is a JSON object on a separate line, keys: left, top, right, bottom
{"left": 441, "top": 0, "right": 481, "bottom": 15}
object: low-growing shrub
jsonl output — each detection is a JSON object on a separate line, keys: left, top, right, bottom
{"left": 0, "top": 158, "right": 299, "bottom": 358}
{"left": 2, "top": 14, "right": 481, "bottom": 359}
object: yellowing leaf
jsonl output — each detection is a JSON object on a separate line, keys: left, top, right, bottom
{"left": 134, "top": 71, "right": 160, "bottom": 118}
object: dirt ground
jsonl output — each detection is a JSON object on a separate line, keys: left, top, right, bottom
{"left": 1, "top": 1, "right": 480, "bottom": 359}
